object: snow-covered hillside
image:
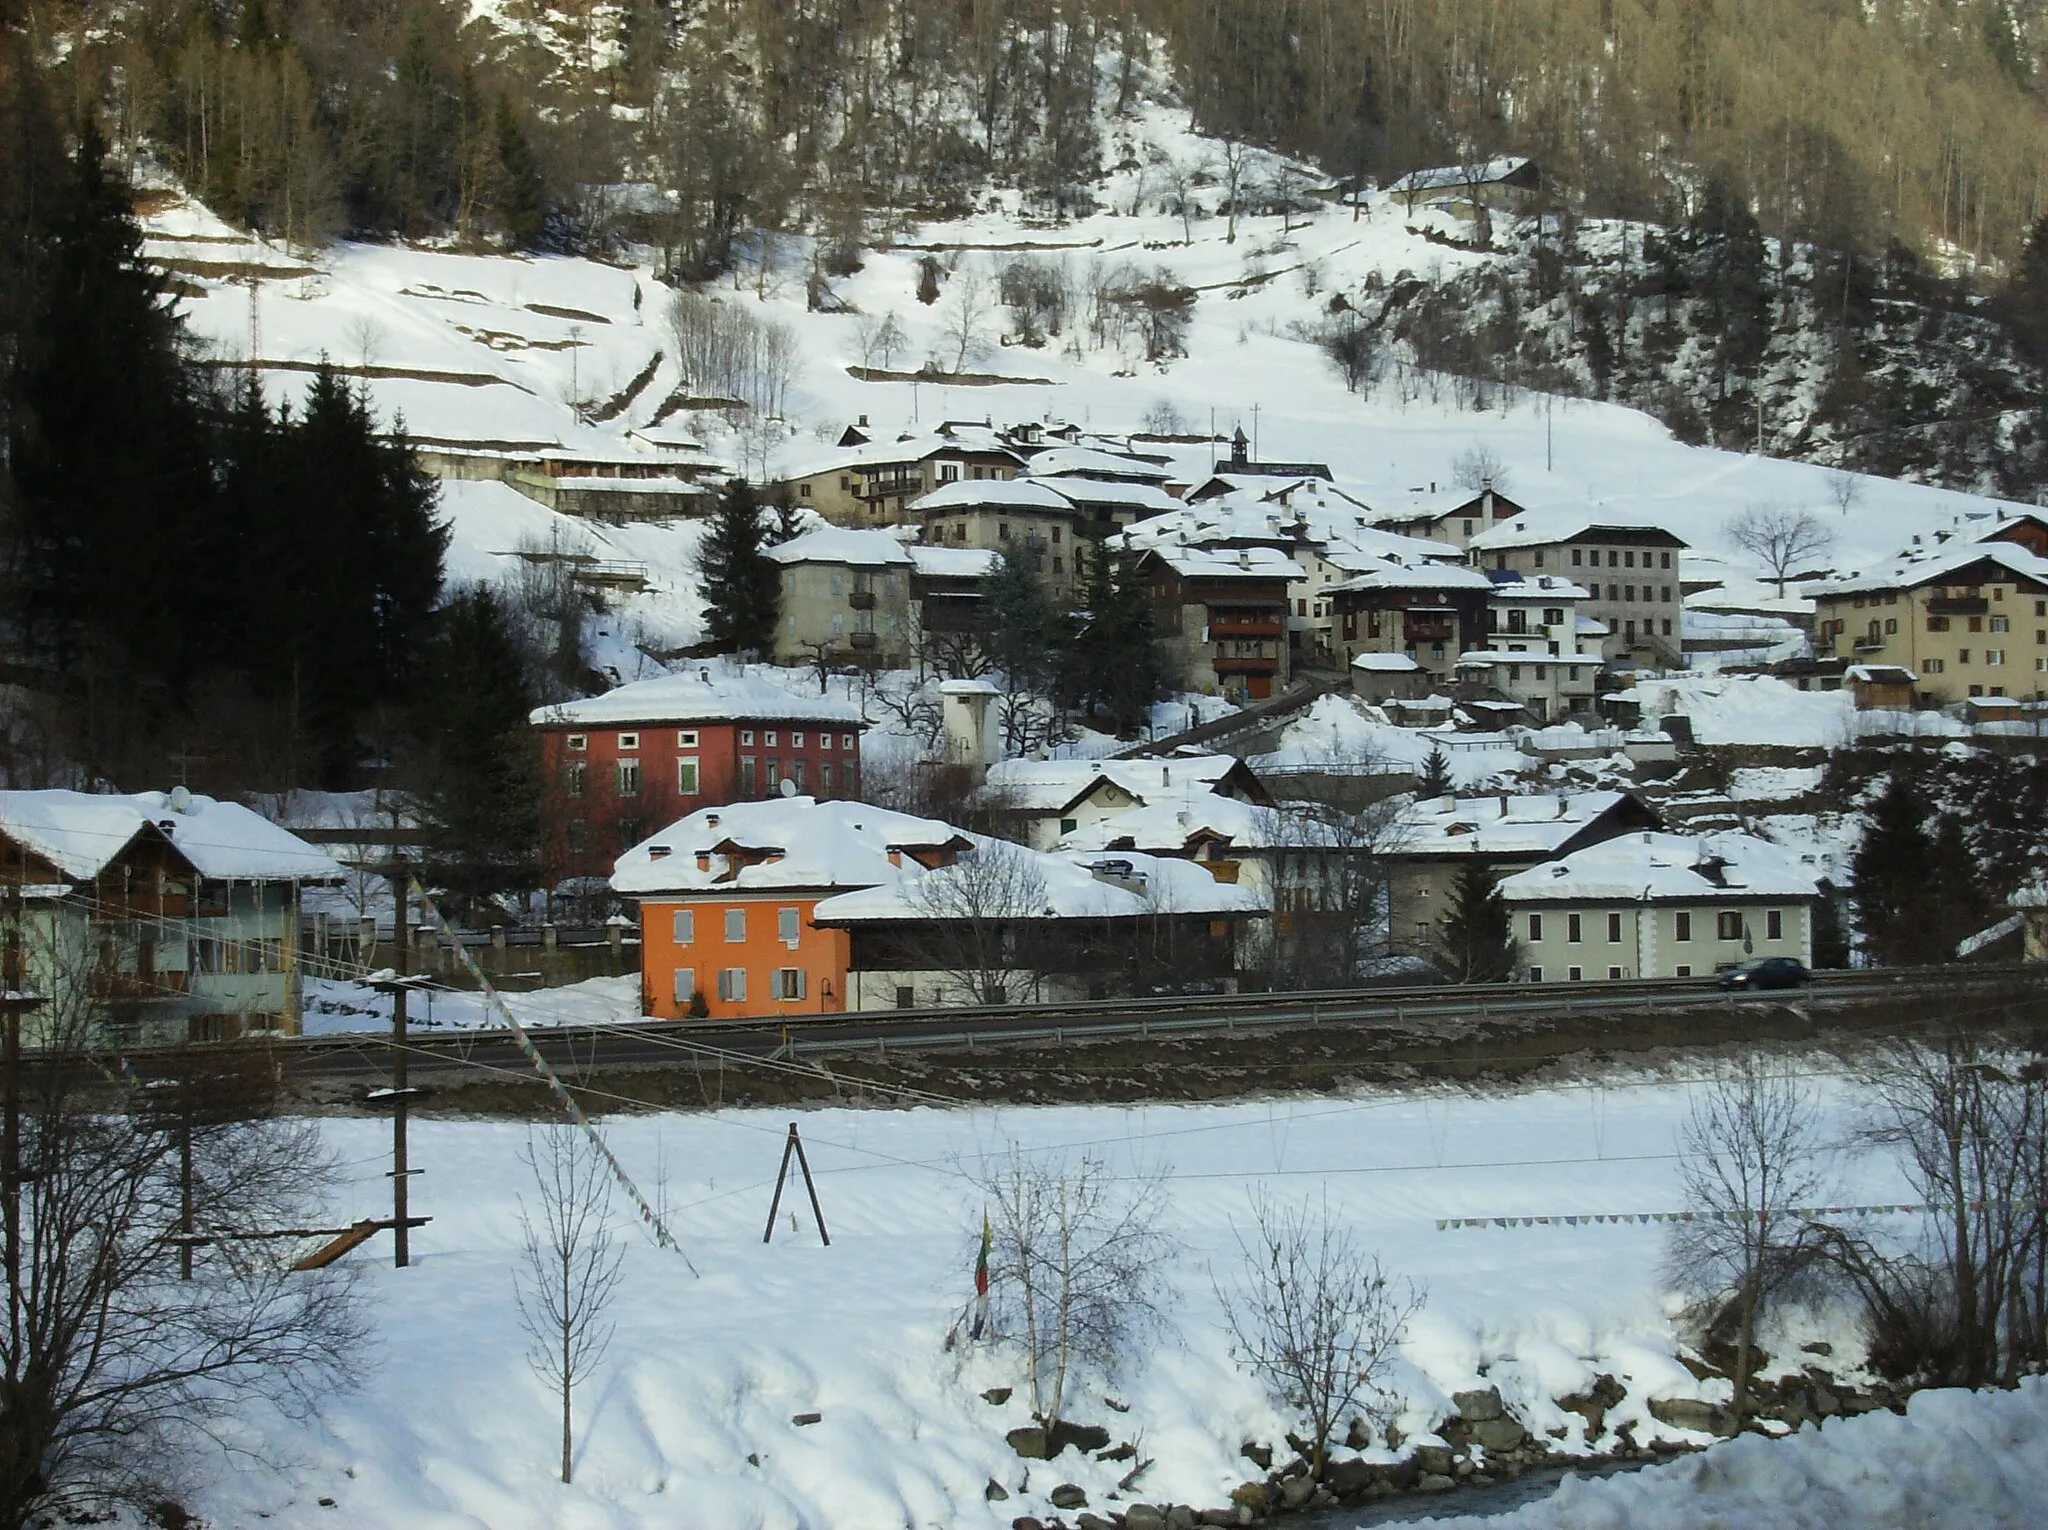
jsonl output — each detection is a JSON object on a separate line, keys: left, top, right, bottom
{"left": 139, "top": 99, "right": 2027, "bottom": 660}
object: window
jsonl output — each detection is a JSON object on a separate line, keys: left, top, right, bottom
{"left": 766, "top": 759, "right": 781, "bottom": 789}
{"left": 818, "top": 762, "right": 833, "bottom": 795}
{"left": 790, "top": 731, "right": 805, "bottom": 748}
{"left": 717, "top": 968, "right": 747, "bottom": 1002}
{"left": 740, "top": 729, "right": 756, "bottom": 746}
{"left": 1925, "top": 658, "right": 1946, "bottom": 674}
{"left": 1886, "top": 618, "right": 1898, "bottom": 634}
{"left": 1928, "top": 616, "right": 1951, "bottom": 633}
{"left": 1766, "top": 909, "right": 1784, "bottom": 941}
{"left": 1608, "top": 550, "right": 1619, "bottom": 568}
{"left": 1568, "top": 965, "right": 1583, "bottom": 981}
{"left": 1717, "top": 910, "right": 1743, "bottom": 941}
{"left": 1608, "top": 966, "right": 1623, "bottom": 980}
{"left": 1528, "top": 913, "right": 1543, "bottom": 941}
{"left": 617, "top": 732, "right": 639, "bottom": 751}
{"left": 1989, "top": 649, "right": 2007, "bottom": 666}
{"left": 772, "top": 968, "right": 808, "bottom": 1000}
{"left": 1959, "top": 649, "right": 1972, "bottom": 664}
{"left": 1572, "top": 548, "right": 1584, "bottom": 566}
{"left": 565, "top": 761, "right": 587, "bottom": 798}
{"left": 765, "top": 731, "right": 778, "bottom": 747}
{"left": 1607, "top": 584, "right": 1619, "bottom": 601}
{"left": 843, "top": 733, "right": 857, "bottom": 750}
{"left": 1970, "top": 616, "right": 1984, "bottom": 633}
{"left": 724, "top": 908, "right": 747, "bottom": 942}
{"left": 1675, "top": 910, "right": 1692, "bottom": 942}
{"left": 677, "top": 757, "right": 700, "bottom": 794}
{"left": 1607, "top": 912, "right": 1623, "bottom": 943}
{"left": 672, "top": 910, "right": 695, "bottom": 944}
{"left": 800, "top": 483, "right": 812, "bottom": 498}
{"left": 1992, "top": 616, "right": 2010, "bottom": 633}
{"left": 616, "top": 759, "right": 641, "bottom": 796}
{"left": 1662, "top": 619, "right": 1673, "bottom": 637}
{"left": 1624, "top": 550, "right": 1636, "bottom": 568}
{"left": 1624, "top": 585, "right": 1635, "bottom": 603}
{"left": 740, "top": 756, "right": 757, "bottom": 793}
{"left": 1660, "top": 551, "right": 1672, "bottom": 569}
{"left": 778, "top": 907, "right": 801, "bottom": 947}
{"left": 1674, "top": 965, "right": 1692, "bottom": 978}
{"left": 1462, "top": 519, "right": 1474, "bottom": 537}
{"left": 894, "top": 986, "right": 916, "bottom": 1009}
{"left": 566, "top": 733, "right": 587, "bottom": 752}
{"left": 673, "top": 968, "right": 696, "bottom": 1004}
{"left": 1533, "top": 550, "right": 1545, "bottom": 569}
{"left": 1661, "top": 586, "right": 1673, "bottom": 603}
{"left": 1567, "top": 913, "right": 1583, "bottom": 943}
{"left": 998, "top": 522, "right": 1010, "bottom": 540}
{"left": 1528, "top": 966, "right": 1544, "bottom": 983}
{"left": 939, "top": 462, "right": 960, "bottom": 483}
{"left": 790, "top": 760, "right": 806, "bottom": 791}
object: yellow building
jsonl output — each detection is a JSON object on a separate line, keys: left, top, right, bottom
{"left": 1811, "top": 543, "right": 2048, "bottom": 706}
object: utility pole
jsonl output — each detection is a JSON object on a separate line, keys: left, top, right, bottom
{"left": 4, "top": 883, "right": 45, "bottom": 1362}
{"left": 390, "top": 869, "right": 411, "bottom": 1268}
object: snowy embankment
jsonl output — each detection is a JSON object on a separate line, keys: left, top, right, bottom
{"left": 172, "top": 1070, "right": 1981, "bottom": 1530}
{"left": 300, "top": 972, "right": 641, "bottom": 1035}
{"left": 1407, "top": 1378, "right": 2048, "bottom": 1530}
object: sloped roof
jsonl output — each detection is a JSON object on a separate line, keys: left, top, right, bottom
{"left": 911, "top": 478, "right": 1077, "bottom": 514}
{"left": 1496, "top": 830, "right": 1821, "bottom": 903}
{"left": 533, "top": 665, "right": 864, "bottom": 728}
{"left": 811, "top": 846, "right": 1263, "bottom": 924}
{"left": 1391, "top": 790, "right": 1648, "bottom": 860}
{"left": 765, "top": 528, "right": 915, "bottom": 568}
{"left": 978, "top": 754, "right": 1252, "bottom": 815}
{"left": 1330, "top": 559, "right": 1496, "bottom": 594}
{"left": 909, "top": 545, "right": 1001, "bottom": 578}
{"left": 1027, "top": 445, "right": 1174, "bottom": 483}
{"left": 611, "top": 798, "right": 967, "bottom": 897}
{"left": 1387, "top": 156, "right": 1532, "bottom": 195}
{"left": 0, "top": 789, "right": 345, "bottom": 883}
{"left": 1140, "top": 544, "right": 1304, "bottom": 582}
{"left": 1808, "top": 540, "right": 2048, "bottom": 599}
{"left": 1468, "top": 507, "right": 1688, "bottom": 551}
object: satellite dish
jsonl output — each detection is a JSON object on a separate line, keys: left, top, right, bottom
{"left": 778, "top": 778, "right": 799, "bottom": 798}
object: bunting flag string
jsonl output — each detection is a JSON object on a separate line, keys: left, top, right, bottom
{"left": 412, "top": 881, "right": 697, "bottom": 1275}
{"left": 1434, "top": 1201, "right": 2046, "bottom": 1231}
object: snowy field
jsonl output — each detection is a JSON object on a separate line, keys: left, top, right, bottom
{"left": 168, "top": 1064, "right": 2012, "bottom": 1530}
{"left": 300, "top": 972, "right": 642, "bottom": 1035}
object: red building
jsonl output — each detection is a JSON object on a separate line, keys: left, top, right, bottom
{"left": 531, "top": 665, "right": 867, "bottom": 883}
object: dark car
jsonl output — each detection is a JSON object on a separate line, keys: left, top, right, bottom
{"left": 1718, "top": 956, "right": 1812, "bottom": 991}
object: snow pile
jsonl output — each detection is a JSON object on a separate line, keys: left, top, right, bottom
{"left": 1622, "top": 675, "right": 1855, "bottom": 749}
{"left": 1726, "top": 765, "right": 1826, "bottom": 802}
{"left": 1255, "top": 695, "right": 1523, "bottom": 784}
{"left": 1412, "top": 1377, "right": 2048, "bottom": 1530}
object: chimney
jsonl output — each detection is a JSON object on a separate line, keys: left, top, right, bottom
{"left": 705, "top": 813, "right": 720, "bottom": 829}
{"left": 858, "top": 413, "right": 869, "bottom": 427}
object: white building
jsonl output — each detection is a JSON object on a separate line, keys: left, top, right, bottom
{"left": 1455, "top": 572, "right": 1602, "bottom": 720}
{"left": 1497, "top": 830, "right": 1822, "bottom": 983}
{"left": 973, "top": 754, "right": 1268, "bottom": 851}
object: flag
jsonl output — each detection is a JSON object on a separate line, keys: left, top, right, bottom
{"left": 969, "top": 1211, "right": 992, "bottom": 1340}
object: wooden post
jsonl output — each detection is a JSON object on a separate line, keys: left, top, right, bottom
{"left": 388, "top": 869, "right": 413, "bottom": 1270}
{"left": 3, "top": 885, "right": 43, "bottom": 1360}
{"left": 762, "top": 1123, "right": 829, "bottom": 1247}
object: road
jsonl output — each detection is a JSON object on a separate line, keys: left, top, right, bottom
{"left": 229, "top": 964, "right": 2047, "bottom": 1090}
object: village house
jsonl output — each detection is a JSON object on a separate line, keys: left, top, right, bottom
{"left": 974, "top": 753, "right": 1270, "bottom": 851}
{"left": 1453, "top": 572, "right": 1602, "bottom": 721}
{"left": 1326, "top": 557, "right": 1496, "bottom": 681}
{"left": 413, "top": 438, "right": 731, "bottom": 522}
{"left": 781, "top": 428, "right": 1024, "bottom": 524}
{"left": 1467, "top": 510, "right": 1688, "bottom": 667}
{"left": 1133, "top": 544, "right": 1302, "bottom": 700}
{"left": 766, "top": 528, "right": 916, "bottom": 669}
{"left": 912, "top": 477, "right": 1089, "bottom": 599}
{"left": 1385, "top": 156, "right": 1542, "bottom": 219}
{"left": 1809, "top": 541, "right": 2048, "bottom": 706}
{"left": 909, "top": 543, "right": 1000, "bottom": 650}
{"left": 0, "top": 788, "right": 344, "bottom": 1041}
{"left": 1973, "top": 506, "right": 2048, "bottom": 558}
{"left": 1498, "top": 830, "right": 1821, "bottom": 982}
{"left": 532, "top": 665, "right": 867, "bottom": 883}
{"left": 1371, "top": 481, "right": 1530, "bottom": 549}
{"left": 1382, "top": 790, "right": 1664, "bottom": 960}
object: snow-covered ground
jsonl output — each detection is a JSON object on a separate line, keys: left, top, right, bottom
{"left": 300, "top": 972, "right": 641, "bottom": 1035}
{"left": 171, "top": 1066, "right": 1973, "bottom": 1530}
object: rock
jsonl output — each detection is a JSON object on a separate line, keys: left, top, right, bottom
{"left": 1095, "top": 1442, "right": 1136, "bottom": 1463}
{"left": 984, "top": 1387, "right": 1015, "bottom": 1405}
{"left": 1007, "top": 1426, "right": 1051, "bottom": 1459}
{"left": 1240, "top": 1441, "right": 1273, "bottom": 1471}
{"left": 1165, "top": 1508, "right": 1198, "bottom": 1530}
{"left": 986, "top": 1479, "right": 1011, "bottom": 1502}
{"left": 1412, "top": 1444, "right": 1456, "bottom": 1477}
{"left": 1344, "top": 1416, "right": 1375, "bottom": 1450}
{"left": 1811, "top": 1385, "right": 1841, "bottom": 1417}
{"left": 1105, "top": 1395, "right": 1132, "bottom": 1413}
{"left": 1469, "top": 1417, "right": 1528, "bottom": 1453}
{"left": 1229, "top": 1481, "right": 1271, "bottom": 1515}
{"left": 1077, "top": 1515, "right": 1117, "bottom": 1530}
{"left": 1122, "top": 1506, "right": 1168, "bottom": 1530}
{"left": 1455, "top": 1457, "right": 1476, "bottom": 1477}
{"left": 1197, "top": 1511, "right": 1239, "bottom": 1527}
{"left": 1278, "top": 1476, "right": 1316, "bottom": 1509}
{"left": 1648, "top": 1397, "right": 1739, "bottom": 1438}
{"left": 1374, "top": 1458, "right": 1419, "bottom": 1491}
{"left": 1325, "top": 1458, "right": 1374, "bottom": 1497}
{"left": 791, "top": 1411, "right": 821, "bottom": 1426}
{"left": 1049, "top": 1484, "right": 1088, "bottom": 1511}
{"left": 1418, "top": 1473, "right": 1457, "bottom": 1493}
{"left": 1452, "top": 1386, "right": 1505, "bottom": 1423}
{"left": 1049, "top": 1421, "right": 1113, "bottom": 1457}
{"left": 1011, "top": 1519, "right": 1045, "bottom": 1530}
{"left": 1801, "top": 1340, "right": 1833, "bottom": 1357}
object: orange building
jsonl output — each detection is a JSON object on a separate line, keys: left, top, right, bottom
{"left": 612, "top": 798, "right": 969, "bottom": 1021}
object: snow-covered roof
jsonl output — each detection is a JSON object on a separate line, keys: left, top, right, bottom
{"left": 1387, "top": 156, "right": 1532, "bottom": 195}
{"left": 1330, "top": 559, "right": 1496, "bottom": 594}
{"left": 765, "top": 528, "right": 914, "bottom": 568}
{"left": 1026, "top": 445, "right": 1174, "bottom": 483}
{"left": 1845, "top": 663, "right": 1918, "bottom": 683}
{"left": 1057, "top": 792, "right": 1278, "bottom": 856}
{"left": 1391, "top": 790, "right": 1646, "bottom": 860}
{"left": 1351, "top": 652, "right": 1423, "bottom": 672}
{"left": 533, "top": 665, "right": 864, "bottom": 728}
{"left": 0, "top": 789, "right": 345, "bottom": 883}
{"left": 909, "top": 545, "right": 1001, "bottom": 578}
{"left": 1143, "top": 545, "right": 1305, "bottom": 583}
{"left": 1115, "top": 488, "right": 1450, "bottom": 568}
{"left": 1468, "top": 508, "right": 1688, "bottom": 551}
{"left": 782, "top": 433, "right": 1023, "bottom": 481}
{"left": 811, "top": 846, "right": 1263, "bottom": 925}
{"left": 1496, "top": 830, "right": 1821, "bottom": 904}
{"left": 978, "top": 754, "right": 1250, "bottom": 815}
{"left": 611, "top": 798, "right": 969, "bottom": 897}
{"left": 1490, "top": 574, "right": 1592, "bottom": 601}
{"left": 1030, "top": 475, "right": 1182, "bottom": 515}
{"left": 1455, "top": 651, "right": 1597, "bottom": 669}
{"left": 1808, "top": 539, "right": 2048, "bottom": 599}
{"left": 910, "top": 478, "right": 1077, "bottom": 515}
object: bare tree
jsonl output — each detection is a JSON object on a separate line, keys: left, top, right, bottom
{"left": 1826, "top": 469, "right": 1864, "bottom": 518}
{"left": 902, "top": 841, "right": 1052, "bottom": 1006}
{"left": 1, "top": 925, "right": 361, "bottom": 1528}
{"left": 1218, "top": 137, "right": 1251, "bottom": 244}
{"left": 1219, "top": 1191, "right": 1422, "bottom": 1478}
{"left": 940, "top": 263, "right": 995, "bottom": 372}
{"left": 1450, "top": 441, "right": 1511, "bottom": 493}
{"left": 1666, "top": 1053, "right": 1827, "bottom": 1426}
{"left": 515, "top": 1124, "right": 626, "bottom": 1485}
{"left": 1253, "top": 759, "right": 1407, "bottom": 989}
{"left": 1728, "top": 504, "right": 1837, "bottom": 596}
{"left": 854, "top": 310, "right": 908, "bottom": 372}
{"left": 971, "top": 1148, "right": 1173, "bottom": 1438}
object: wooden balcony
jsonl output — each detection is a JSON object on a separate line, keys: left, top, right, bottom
{"left": 1928, "top": 596, "right": 1989, "bottom": 615}
{"left": 847, "top": 590, "right": 877, "bottom": 610}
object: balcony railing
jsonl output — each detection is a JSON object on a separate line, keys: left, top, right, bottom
{"left": 1928, "top": 596, "right": 1989, "bottom": 615}
{"left": 848, "top": 631, "right": 878, "bottom": 650}
{"left": 1405, "top": 618, "right": 1456, "bottom": 643}
{"left": 1853, "top": 636, "right": 1886, "bottom": 653}
{"left": 847, "top": 590, "right": 877, "bottom": 610}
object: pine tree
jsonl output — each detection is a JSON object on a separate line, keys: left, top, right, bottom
{"left": 1067, "top": 548, "right": 1163, "bottom": 736}
{"left": 410, "top": 584, "right": 540, "bottom": 905}
{"left": 1416, "top": 745, "right": 1454, "bottom": 798}
{"left": 985, "top": 544, "right": 1059, "bottom": 694}
{"left": 1810, "top": 880, "right": 1852, "bottom": 970}
{"left": 696, "top": 477, "right": 779, "bottom": 656}
{"left": 1432, "top": 861, "right": 1519, "bottom": 983}
{"left": 494, "top": 95, "right": 546, "bottom": 249}
{"left": 1849, "top": 772, "right": 1941, "bottom": 965}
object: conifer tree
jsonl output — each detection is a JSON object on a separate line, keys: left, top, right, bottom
{"left": 1432, "top": 861, "right": 1519, "bottom": 983}
{"left": 696, "top": 478, "right": 780, "bottom": 656}
{"left": 494, "top": 95, "right": 546, "bottom": 249}
{"left": 1849, "top": 772, "right": 1941, "bottom": 965}
{"left": 1067, "top": 548, "right": 1163, "bottom": 736}
{"left": 1416, "top": 745, "right": 1454, "bottom": 798}
{"left": 985, "top": 544, "right": 1060, "bottom": 695}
